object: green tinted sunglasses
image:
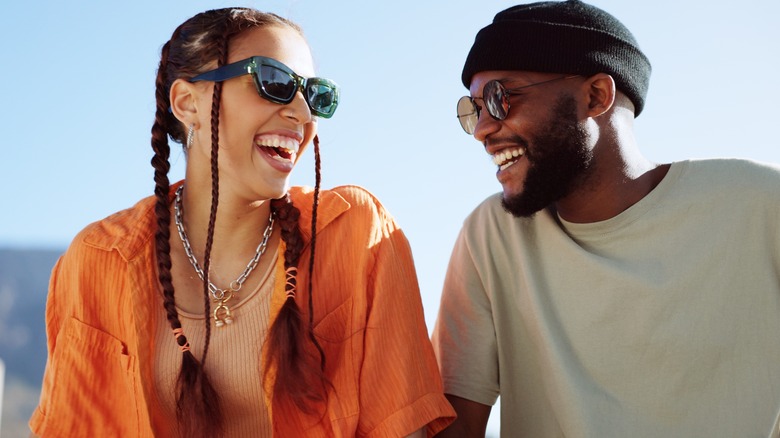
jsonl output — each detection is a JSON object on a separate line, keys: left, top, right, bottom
{"left": 191, "top": 56, "right": 340, "bottom": 119}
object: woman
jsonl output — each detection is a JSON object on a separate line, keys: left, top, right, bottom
{"left": 29, "top": 8, "right": 454, "bottom": 437}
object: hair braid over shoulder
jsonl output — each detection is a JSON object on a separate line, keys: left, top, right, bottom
{"left": 266, "top": 182, "right": 328, "bottom": 413}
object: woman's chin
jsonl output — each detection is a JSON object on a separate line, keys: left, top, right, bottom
{"left": 267, "top": 182, "right": 291, "bottom": 200}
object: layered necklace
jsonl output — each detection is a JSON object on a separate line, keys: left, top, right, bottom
{"left": 174, "top": 185, "right": 274, "bottom": 327}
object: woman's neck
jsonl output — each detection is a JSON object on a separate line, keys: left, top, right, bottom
{"left": 173, "top": 183, "right": 276, "bottom": 288}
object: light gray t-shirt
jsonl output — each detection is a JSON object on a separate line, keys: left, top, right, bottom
{"left": 433, "top": 159, "right": 780, "bottom": 438}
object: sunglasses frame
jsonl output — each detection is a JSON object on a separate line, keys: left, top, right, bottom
{"left": 190, "top": 55, "right": 339, "bottom": 119}
{"left": 457, "top": 75, "right": 577, "bottom": 134}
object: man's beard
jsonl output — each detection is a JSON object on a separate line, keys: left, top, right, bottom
{"left": 501, "top": 94, "right": 593, "bottom": 217}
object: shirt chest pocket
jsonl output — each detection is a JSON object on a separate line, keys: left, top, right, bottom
{"left": 44, "top": 317, "right": 141, "bottom": 437}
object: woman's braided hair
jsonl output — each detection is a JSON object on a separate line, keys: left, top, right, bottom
{"left": 150, "top": 8, "right": 327, "bottom": 435}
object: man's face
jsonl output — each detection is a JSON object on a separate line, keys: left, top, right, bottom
{"left": 468, "top": 70, "right": 594, "bottom": 217}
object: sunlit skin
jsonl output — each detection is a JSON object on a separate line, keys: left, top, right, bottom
{"left": 184, "top": 26, "right": 318, "bottom": 203}
{"left": 469, "top": 71, "right": 584, "bottom": 201}
{"left": 468, "top": 70, "right": 667, "bottom": 224}
{"left": 167, "top": 25, "right": 317, "bottom": 315}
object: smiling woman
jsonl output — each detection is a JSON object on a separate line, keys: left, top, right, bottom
{"left": 27, "top": 7, "right": 454, "bottom": 438}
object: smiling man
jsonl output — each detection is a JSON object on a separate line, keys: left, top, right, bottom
{"left": 432, "top": 1, "right": 780, "bottom": 437}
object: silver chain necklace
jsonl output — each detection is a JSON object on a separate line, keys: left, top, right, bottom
{"left": 174, "top": 185, "right": 274, "bottom": 327}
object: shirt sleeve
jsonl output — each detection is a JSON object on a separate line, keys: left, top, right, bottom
{"left": 432, "top": 225, "right": 500, "bottom": 406}
{"left": 357, "top": 213, "right": 455, "bottom": 438}
{"left": 28, "top": 255, "right": 65, "bottom": 435}
{"left": 28, "top": 234, "right": 141, "bottom": 437}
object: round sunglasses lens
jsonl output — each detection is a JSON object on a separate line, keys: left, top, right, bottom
{"left": 457, "top": 96, "right": 478, "bottom": 134}
{"left": 483, "top": 80, "right": 509, "bottom": 120}
{"left": 259, "top": 66, "right": 296, "bottom": 102}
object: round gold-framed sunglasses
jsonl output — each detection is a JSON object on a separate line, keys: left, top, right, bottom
{"left": 456, "top": 75, "right": 577, "bottom": 134}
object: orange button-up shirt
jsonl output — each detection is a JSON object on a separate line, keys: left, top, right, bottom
{"left": 30, "top": 184, "right": 455, "bottom": 437}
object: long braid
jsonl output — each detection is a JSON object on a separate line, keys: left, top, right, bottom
{"left": 200, "top": 31, "right": 228, "bottom": 369}
{"left": 152, "top": 40, "right": 180, "bottom": 338}
{"left": 152, "top": 37, "right": 224, "bottom": 436}
{"left": 171, "top": 26, "right": 231, "bottom": 438}
{"left": 308, "top": 135, "right": 326, "bottom": 370}
{"left": 178, "top": 31, "right": 229, "bottom": 438}
{"left": 266, "top": 195, "right": 328, "bottom": 413}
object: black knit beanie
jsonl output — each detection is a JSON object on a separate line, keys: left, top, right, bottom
{"left": 462, "top": 0, "right": 651, "bottom": 115}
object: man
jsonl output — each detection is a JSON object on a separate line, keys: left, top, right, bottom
{"left": 432, "top": 1, "right": 780, "bottom": 437}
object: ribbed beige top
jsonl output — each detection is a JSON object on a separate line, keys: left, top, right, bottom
{"left": 153, "top": 252, "right": 277, "bottom": 437}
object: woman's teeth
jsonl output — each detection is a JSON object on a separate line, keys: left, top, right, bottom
{"left": 255, "top": 134, "right": 299, "bottom": 154}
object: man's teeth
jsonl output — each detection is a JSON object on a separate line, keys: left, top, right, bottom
{"left": 492, "top": 148, "right": 524, "bottom": 169}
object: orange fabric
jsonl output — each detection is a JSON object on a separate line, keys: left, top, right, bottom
{"left": 29, "top": 183, "right": 455, "bottom": 437}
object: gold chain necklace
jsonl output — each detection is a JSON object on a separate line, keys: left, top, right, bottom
{"left": 174, "top": 185, "right": 274, "bottom": 327}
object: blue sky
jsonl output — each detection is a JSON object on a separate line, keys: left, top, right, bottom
{"left": 2, "top": 0, "right": 779, "bottom": 432}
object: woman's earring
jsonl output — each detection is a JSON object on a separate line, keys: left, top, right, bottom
{"left": 186, "top": 124, "right": 195, "bottom": 150}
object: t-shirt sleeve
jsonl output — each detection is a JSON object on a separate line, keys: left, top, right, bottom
{"left": 432, "top": 225, "right": 500, "bottom": 406}
{"left": 357, "top": 214, "right": 456, "bottom": 438}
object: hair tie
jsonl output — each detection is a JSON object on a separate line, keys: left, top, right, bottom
{"left": 172, "top": 327, "right": 191, "bottom": 353}
{"left": 285, "top": 267, "right": 298, "bottom": 299}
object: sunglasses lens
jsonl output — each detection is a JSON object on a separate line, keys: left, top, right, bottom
{"left": 457, "top": 96, "right": 478, "bottom": 134}
{"left": 306, "top": 80, "right": 339, "bottom": 118}
{"left": 257, "top": 65, "right": 297, "bottom": 102}
{"left": 484, "top": 80, "right": 509, "bottom": 120}
{"left": 253, "top": 59, "right": 339, "bottom": 118}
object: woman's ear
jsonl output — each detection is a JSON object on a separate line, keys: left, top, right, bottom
{"left": 583, "top": 73, "right": 616, "bottom": 118}
{"left": 169, "top": 78, "right": 201, "bottom": 126}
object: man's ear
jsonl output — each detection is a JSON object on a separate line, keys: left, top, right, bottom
{"left": 583, "top": 73, "right": 616, "bottom": 118}
{"left": 169, "top": 78, "right": 201, "bottom": 126}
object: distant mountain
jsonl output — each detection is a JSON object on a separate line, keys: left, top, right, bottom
{"left": 0, "top": 247, "right": 63, "bottom": 437}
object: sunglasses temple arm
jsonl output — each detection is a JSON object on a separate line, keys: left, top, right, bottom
{"left": 190, "top": 60, "right": 251, "bottom": 83}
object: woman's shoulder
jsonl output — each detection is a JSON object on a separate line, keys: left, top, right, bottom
{"left": 290, "top": 184, "right": 383, "bottom": 206}
{"left": 48, "top": 195, "right": 157, "bottom": 313}
{"left": 288, "top": 185, "right": 398, "bottom": 237}
{"left": 330, "top": 185, "right": 390, "bottom": 212}
{"left": 290, "top": 184, "right": 392, "bottom": 216}
{"left": 67, "top": 194, "right": 157, "bottom": 260}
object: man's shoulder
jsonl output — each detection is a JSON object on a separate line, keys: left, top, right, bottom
{"left": 464, "top": 192, "right": 553, "bottom": 224}
{"left": 459, "top": 192, "right": 555, "bottom": 242}
{"left": 682, "top": 158, "right": 780, "bottom": 179}
{"left": 468, "top": 192, "right": 507, "bottom": 215}
{"left": 678, "top": 158, "right": 780, "bottom": 195}
{"left": 462, "top": 192, "right": 507, "bottom": 227}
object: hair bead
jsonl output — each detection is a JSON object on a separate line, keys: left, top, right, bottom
{"left": 172, "top": 327, "right": 191, "bottom": 352}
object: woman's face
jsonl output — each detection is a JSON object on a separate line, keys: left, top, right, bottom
{"left": 188, "top": 25, "right": 318, "bottom": 202}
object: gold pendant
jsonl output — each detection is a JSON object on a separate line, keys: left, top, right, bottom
{"left": 212, "top": 289, "right": 235, "bottom": 328}
{"left": 213, "top": 300, "right": 234, "bottom": 328}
